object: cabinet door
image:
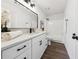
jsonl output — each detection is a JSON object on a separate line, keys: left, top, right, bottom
{"left": 2, "top": 40, "right": 31, "bottom": 59}
{"left": 32, "top": 40, "right": 40, "bottom": 59}
{"left": 32, "top": 34, "right": 48, "bottom": 59}
{"left": 15, "top": 49, "right": 31, "bottom": 59}
{"left": 42, "top": 38, "right": 48, "bottom": 51}
{"left": 40, "top": 34, "right": 48, "bottom": 57}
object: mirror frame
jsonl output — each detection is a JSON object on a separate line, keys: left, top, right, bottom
{"left": 15, "top": 0, "right": 38, "bottom": 28}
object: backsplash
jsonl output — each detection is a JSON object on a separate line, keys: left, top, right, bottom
{"left": 9, "top": 28, "right": 30, "bottom": 33}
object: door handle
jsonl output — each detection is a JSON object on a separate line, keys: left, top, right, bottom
{"left": 72, "top": 33, "right": 78, "bottom": 40}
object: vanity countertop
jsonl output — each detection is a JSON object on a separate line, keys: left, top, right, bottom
{"left": 1, "top": 31, "right": 47, "bottom": 50}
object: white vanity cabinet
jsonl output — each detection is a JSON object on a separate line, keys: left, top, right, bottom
{"left": 2, "top": 40, "right": 31, "bottom": 59}
{"left": 32, "top": 34, "right": 48, "bottom": 59}
{"left": 2, "top": 32, "right": 48, "bottom": 59}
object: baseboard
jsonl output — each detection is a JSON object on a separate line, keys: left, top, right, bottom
{"left": 51, "top": 40, "right": 64, "bottom": 44}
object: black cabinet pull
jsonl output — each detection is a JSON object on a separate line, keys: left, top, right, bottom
{"left": 24, "top": 57, "right": 26, "bottom": 59}
{"left": 40, "top": 40, "right": 42, "bottom": 45}
{"left": 17, "top": 45, "right": 26, "bottom": 51}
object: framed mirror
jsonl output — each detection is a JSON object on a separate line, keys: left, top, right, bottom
{"left": 15, "top": 0, "right": 38, "bottom": 28}
{"left": 1, "top": 0, "right": 38, "bottom": 29}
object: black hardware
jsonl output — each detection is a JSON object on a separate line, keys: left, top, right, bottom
{"left": 24, "top": 57, "right": 26, "bottom": 59}
{"left": 40, "top": 40, "right": 42, "bottom": 45}
{"left": 17, "top": 45, "right": 26, "bottom": 51}
{"left": 72, "top": 33, "right": 78, "bottom": 40}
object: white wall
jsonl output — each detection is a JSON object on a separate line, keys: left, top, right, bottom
{"left": 47, "top": 13, "right": 64, "bottom": 43}
{"left": 1, "top": 0, "right": 46, "bottom": 29}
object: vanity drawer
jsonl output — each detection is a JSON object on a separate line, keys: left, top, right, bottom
{"left": 32, "top": 33, "right": 47, "bottom": 43}
{"left": 15, "top": 49, "right": 31, "bottom": 59}
{"left": 2, "top": 40, "right": 31, "bottom": 59}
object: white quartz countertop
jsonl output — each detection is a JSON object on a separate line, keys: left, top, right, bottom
{"left": 1, "top": 31, "right": 46, "bottom": 50}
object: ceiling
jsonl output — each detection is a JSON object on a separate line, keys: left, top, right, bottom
{"left": 32, "top": 0, "right": 67, "bottom": 16}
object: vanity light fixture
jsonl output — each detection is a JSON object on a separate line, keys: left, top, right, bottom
{"left": 30, "top": 3, "right": 35, "bottom": 8}
{"left": 24, "top": 0, "right": 31, "bottom": 3}
{"left": 24, "top": 0, "right": 35, "bottom": 8}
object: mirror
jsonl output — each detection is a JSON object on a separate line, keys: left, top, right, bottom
{"left": 1, "top": 0, "right": 38, "bottom": 29}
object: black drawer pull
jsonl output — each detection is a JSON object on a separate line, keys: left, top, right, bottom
{"left": 24, "top": 57, "right": 26, "bottom": 59}
{"left": 17, "top": 45, "right": 26, "bottom": 51}
{"left": 40, "top": 40, "right": 42, "bottom": 45}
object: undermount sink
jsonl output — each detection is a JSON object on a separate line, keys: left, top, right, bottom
{"left": 1, "top": 30, "right": 23, "bottom": 42}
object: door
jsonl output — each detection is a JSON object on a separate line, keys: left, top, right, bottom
{"left": 40, "top": 35, "right": 48, "bottom": 57}
{"left": 65, "top": 16, "right": 78, "bottom": 59}
{"left": 65, "top": 0, "right": 78, "bottom": 59}
{"left": 32, "top": 40, "right": 40, "bottom": 59}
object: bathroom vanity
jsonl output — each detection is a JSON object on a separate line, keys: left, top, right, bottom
{"left": 1, "top": 31, "right": 48, "bottom": 59}
{"left": 1, "top": 0, "right": 48, "bottom": 59}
